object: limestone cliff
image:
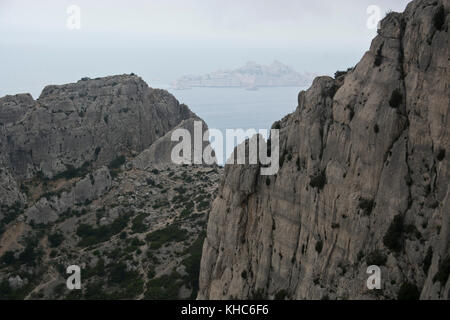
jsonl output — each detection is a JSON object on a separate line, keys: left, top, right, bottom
{"left": 0, "top": 74, "right": 196, "bottom": 181}
{"left": 199, "top": 0, "right": 449, "bottom": 300}
{"left": 0, "top": 74, "right": 221, "bottom": 299}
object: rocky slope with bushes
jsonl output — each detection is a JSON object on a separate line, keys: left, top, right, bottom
{"left": 0, "top": 75, "right": 222, "bottom": 299}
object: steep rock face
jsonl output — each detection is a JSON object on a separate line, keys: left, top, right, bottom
{"left": 24, "top": 166, "right": 113, "bottom": 224}
{"left": 0, "top": 74, "right": 196, "bottom": 180}
{"left": 0, "top": 94, "right": 34, "bottom": 125}
{"left": 0, "top": 74, "right": 221, "bottom": 299}
{"left": 199, "top": 0, "right": 449, "bottom": 300}
{"left": 0, "top": 163, "right": 24, "bottom": 209}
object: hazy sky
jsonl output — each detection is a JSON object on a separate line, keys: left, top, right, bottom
{"left": 1, "top": 0, "right": 410, "bottom": 98}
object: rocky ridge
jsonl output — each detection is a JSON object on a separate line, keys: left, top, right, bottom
{"left": 0, "top": 74, "right": 195, "bottom": 181}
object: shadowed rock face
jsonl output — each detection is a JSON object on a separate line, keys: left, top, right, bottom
{"left": 199, "top": 0, "right": 449, "bottom": 300}
{"left": 0, "top": 74, "right": 197, "bottom": 180}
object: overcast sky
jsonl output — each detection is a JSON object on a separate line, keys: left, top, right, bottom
{"left": 1, "top": 0, "right": 410, "bottom": 97}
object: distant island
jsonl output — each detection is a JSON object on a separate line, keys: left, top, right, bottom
{"left": 172, "top": 61, "right": 315, "bottom": 90}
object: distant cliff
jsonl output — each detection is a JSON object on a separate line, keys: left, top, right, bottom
{"left": 199, "top": 0, "right": 449, "bottom": 300}
{"left": 172, "top": 61, "right": 315, "bottom": 90}
{"left": 0, "top": 74, "right": 220, "bottom": 299}
{"left": 0, "top": 74, "right": 197, "bottom": 181}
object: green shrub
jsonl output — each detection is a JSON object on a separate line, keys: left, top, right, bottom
{"left": 334, "top": 70, "right": 346, "bottom": 79}
{"left": 147, "top": 266, "right": 156, "bottom": 279}
{"left": 108, "top": 155, "right": 126, "bottom": 170}
{"left": 76, "top": 214, "right": 130, "bottom": 247}
{"left": 181, "top": 232, "right": 206, "bottom": 298}
{"left": 131, "top": 213, "right": 147, "bottom": 234}
{"left": 107, "top": 263, "right": 144, "bottom": 299}
{"left": 65, "top": 289, "right": 82, "bottom": 300}
{"left": 174, "top": 186, "right": 186, "bottom": 194}
{"left": 144, "top": 272, "right": 183, "bottom": 300}
{"left": 84, "top": 259, "right": 106, "bottom": 279}
{"left": 84, "top": 281, "right": 110, "bottom": 300}
{"left": 334, "top": 70, "right": 350, "bottom": 79}
{"left": 180, "top": 208, "right": 191, "bottom": 218}
{"left": 0, "top": 251, "right": 16, "bottom": 265}
{"left": 119, "top": 231, "right": 127, "bottom": 239}
{"left": 0, "top": 279, "right": 33, "bottom": 300}
{"left": 146, "top": 251, "right": 159, "bottom": 264}
{"left": 39, "top": 188, "right": 67, "bottom": 201}
{"left": 131, "top": 237, "right": 144, "bottom": 247}
{"left": 109, "top": 263, "right": 129, "bottom": 284}
{"left": 1, "top": 202, "right": 23, "bottom": 225}
{"left": 397, "top": 282, "right": 420, "bottom": 300}
{"left": 152, "top": 199, "right": 170, "bottom": 209}
{"left": 357, "top": 250, "right": 365, "bottom": 262}
{"left": 53, "top": 283, "right": 66, "bottom": 297}
{"left": 48, "top": 232, "right": 64, "bottom": 248}
{"left": 196, "top": 200, "right": 209, "bottom": 211}
{"left": 172, "top": 194, "right": 188, "bottom": 203}
{"left": 194, "top": 194, "right": 207, "bottom": 203}
{"left": 18, "top": 245, "right": 41, "bottom": 266}
{"left": 146, "top": 224, "right": 188, "bottom": 250}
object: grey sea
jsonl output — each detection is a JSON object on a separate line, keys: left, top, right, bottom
{"left": 167, "top": 86, "right": 308, "bottom": 164}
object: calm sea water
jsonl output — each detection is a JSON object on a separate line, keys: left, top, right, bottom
{"left": 167, "top": 86, "right": 306, "bottom": 164}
